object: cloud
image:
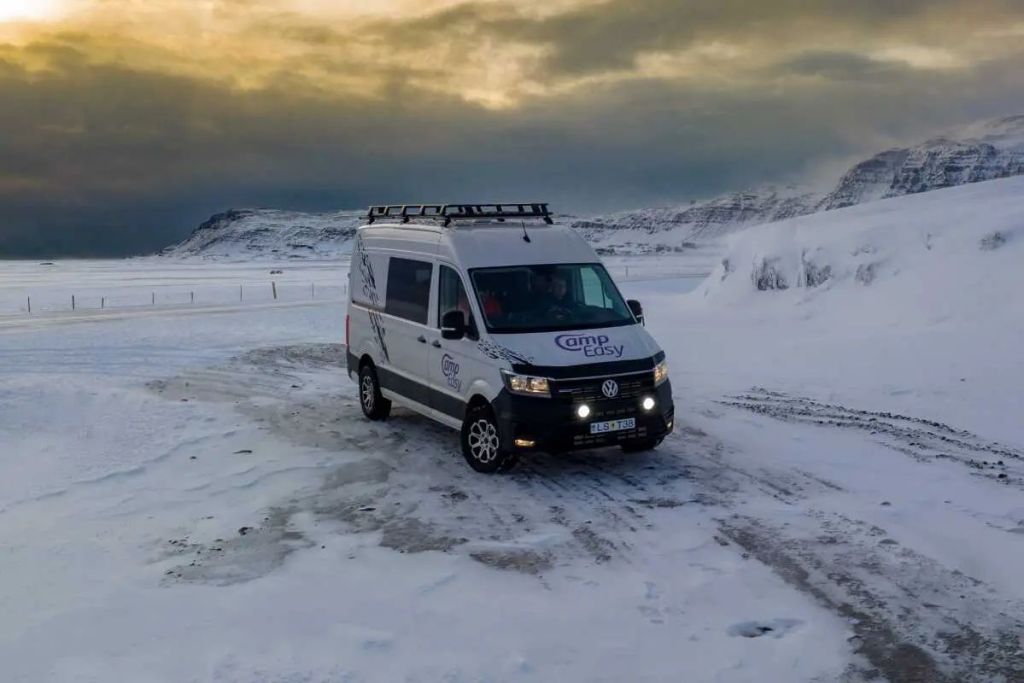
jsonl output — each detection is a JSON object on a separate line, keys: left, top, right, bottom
{"left": 1, "top": 0, "right": 1024, "bottom": 255}
{"left": 781, "top": 51, "right": 907, "bottom": 81}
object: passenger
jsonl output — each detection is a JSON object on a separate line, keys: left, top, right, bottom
{"left": 481, "top": 290, "right": 503, "bottom": 319}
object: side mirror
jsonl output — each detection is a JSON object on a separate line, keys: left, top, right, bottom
{"left": 441, "top": 310, "right": 467, "bottom": 340}
{"left": 627, "top": 299, "right": 645, "bottom": 326}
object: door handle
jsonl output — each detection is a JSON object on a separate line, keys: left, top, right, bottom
{"left": 416, "top": 335, "right": 427, "bottom": 343}
{"left": 432, "top": 340, "right": 442, "bottom": 348}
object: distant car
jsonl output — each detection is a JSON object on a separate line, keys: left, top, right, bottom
{"left": 346, "top": 203, "right": 674, "bottom": 473}
{"left": 269, "top": 269, "right": 283, "bottom": 274}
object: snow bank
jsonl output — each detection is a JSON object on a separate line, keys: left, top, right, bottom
{"left": 698, "top": 175, "right": 1024, "bottom": 328}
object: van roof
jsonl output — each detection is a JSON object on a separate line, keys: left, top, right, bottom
{"left": 357, "top": 220, "right": 598, "bottom": 269}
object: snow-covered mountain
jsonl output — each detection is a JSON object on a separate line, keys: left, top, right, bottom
{"left": 579, "top": 114, "right": 1024, "bottom": 254}
{"left": 163, "top": 114, "right": 1024, "bottom": 259}
{"left": 573, "top": 185, "right": 820, "bottom": 255}
{"left": 163, "top": 208, "right": 366, "bottom": 260}
{"left": 819, "top": 115, "right": 1024, "bottom": 210}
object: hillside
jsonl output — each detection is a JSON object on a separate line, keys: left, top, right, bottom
{"left": 163, "top": 114, "right": 1024, "bottom": 260}
{"left": 696, "top": 174, "right": 1024, "bottom": 322}
{"left": 578, "top": 114, "right": 1024, "bottom": 254}
{"left": 162, "top": 209, "right": 366, "bottom": 260}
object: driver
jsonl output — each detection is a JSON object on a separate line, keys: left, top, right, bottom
{"left": 545, "top": 272, "right": 579, "bottom": 318}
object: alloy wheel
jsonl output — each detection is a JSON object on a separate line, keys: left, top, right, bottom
{"left": 467, "top": 418, "right": 500, "bottom": 464}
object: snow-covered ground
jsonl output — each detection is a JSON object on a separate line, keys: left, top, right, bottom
{"left": 2, "top": 178, "right": 1024, "bottom": 681}
{"left": 0, "top": 260, "right": 348, "bottom": 316}
{"left": 0, "top": 256, "right": 712, "bottom": 317}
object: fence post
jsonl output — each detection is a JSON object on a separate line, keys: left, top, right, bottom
{"left": 191, "top": 291, "right": 195, "bottom": 305}
{"left": 272, "top": 282, "right": 277, "bottom": 300}
{"left": 27, "top": 296, "right": 31, "bottom": 314}
{"left": 72, "top": 295, "right": 75, "bottom": 311}
{"left": 240, "top": 284, "right": 243, "bottom": 302}
{"left": 101, "top": 297, "right": 105, "bottom": 309}
{"left": 152, "top": 292, "right": 156, "bottom": 306}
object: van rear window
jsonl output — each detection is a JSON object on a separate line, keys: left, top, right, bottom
{"left": 385, "top": 257, "right": 432, "bottom": 324}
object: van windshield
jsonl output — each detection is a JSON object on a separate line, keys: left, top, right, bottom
{"left": 469, "top": 263, "right": 635, "bottom": 334}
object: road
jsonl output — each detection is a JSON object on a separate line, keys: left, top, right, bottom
{"left": 149, "top": 342, "right": 1024, "bottom": 682}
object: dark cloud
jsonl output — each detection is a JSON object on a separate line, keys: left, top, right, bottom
{"left": 2, "top": 1, "right": 1024, "bottom": 256}
{"left": 376, "top": 0, "right": 1012, "bottom": 77}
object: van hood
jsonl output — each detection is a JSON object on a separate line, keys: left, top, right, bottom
{"left": 486, "top": 323, "right": 662, "bottom": 370}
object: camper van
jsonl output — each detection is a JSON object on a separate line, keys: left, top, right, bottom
{"left": 346, "top": 203, "right": 674, "bottom": 473}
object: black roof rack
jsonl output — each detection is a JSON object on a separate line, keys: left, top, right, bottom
{"left": 366, "top": 203, "right": 554, "bottom": 227}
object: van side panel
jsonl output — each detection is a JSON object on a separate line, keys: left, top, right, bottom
{"left": 349, "top": 233, "right": 393, "bottom": 371}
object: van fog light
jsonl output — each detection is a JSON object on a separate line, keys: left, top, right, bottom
{"left": 577, "top": 404, "right": 591, "bottom": 419}
{"left": 642, "top": 397, "right": 656, "bottom": 411}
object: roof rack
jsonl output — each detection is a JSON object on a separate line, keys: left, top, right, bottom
{"left": 366, "top": 203, "right": 554, "bottom": 227}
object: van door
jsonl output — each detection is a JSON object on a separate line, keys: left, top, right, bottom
{"left": 382, "top": 256, "right": 435, "bottom": 407}
{"left": 429, "top": 265, "right": 483, "bottom": 423}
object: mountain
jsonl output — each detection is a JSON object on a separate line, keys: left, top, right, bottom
{"left": 163, "top": 114, "right": 1024, "bottom": 259}
{"left": 819, "top": 115, "right": 1024, "bottom": 210}
{"left": 574, "top": 114, "right": 1024, "bottom": 254}
{"left": 162, "top": 208, "right": 365, "bottom": 259}
{"left": 572, "top": 185, "right": 820, "bottom": 255}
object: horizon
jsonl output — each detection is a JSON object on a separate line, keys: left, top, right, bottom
{"left": 2, "top": 0, "right": 1024, "bottom": 257}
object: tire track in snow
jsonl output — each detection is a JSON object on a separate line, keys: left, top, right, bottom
{"left": 708, "top": 388, "right": 1024, "bottom": 682}
{"left": 719, "top": 512, "right": 1024, "bottom": 683}
{"left": 150, "top": 344, "right": 705, "bottom": 577}
{"left": 721, "top": 388, "right": 1024, "bottom": 487}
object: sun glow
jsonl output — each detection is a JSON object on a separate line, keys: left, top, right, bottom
{"left": 0, "top": 0, "right": 65, "bottom": 22}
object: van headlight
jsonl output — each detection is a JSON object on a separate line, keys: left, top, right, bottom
{"left": 653, "top": 360, "right": 669, "bottom": 386}
{"left": 502, "top": 371, "right": 551, "bottom": 397}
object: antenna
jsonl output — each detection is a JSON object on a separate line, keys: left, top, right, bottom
{"left": 521, "top": 221, "right": 531, "bottom": 243}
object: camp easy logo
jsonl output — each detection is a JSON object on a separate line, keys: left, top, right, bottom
{"left": 441, "top": 353, "right": 462, "bottom": 391}
{"left": 554, "top": 333, "right": 625, "bottom": 358}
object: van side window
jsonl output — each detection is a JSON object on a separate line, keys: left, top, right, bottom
{"left": 385, "top": 257, "right": 432, "bottom": 324}
{"left": 438, "top": 265, "right": 478, "bottom": 339}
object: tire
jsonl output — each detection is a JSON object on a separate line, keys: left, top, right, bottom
{"left": 461, "top": 404, "right": 518, "bottom": 473}
{"left": 358, "top": 363, "right": 391, "bottom": 421}
{"left": 621, "top": 437, "right": 662, "bottom": 453}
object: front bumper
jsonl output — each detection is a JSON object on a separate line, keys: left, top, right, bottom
{"left": 492, "top": 379, "right": 674, "bottom": 453}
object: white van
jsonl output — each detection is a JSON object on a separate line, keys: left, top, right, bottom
{"left": 346, "top": 203, "right": 674, "bottom": 473}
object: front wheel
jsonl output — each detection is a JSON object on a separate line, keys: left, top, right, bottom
{"left": 461, "top": 405, "right": 518, "bottom": 473}
{"left": 621, "top": 437, "right": 662, "bottom": 453}
{"left": 358, "top": 364, "right": 391, "bottom": 421}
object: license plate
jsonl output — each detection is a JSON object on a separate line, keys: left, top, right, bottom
{"left": 589, "top": 418, "right": 636, "bottom": 434}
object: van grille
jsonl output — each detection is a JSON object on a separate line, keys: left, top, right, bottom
{"left": 553, "top": 373, "right": 654, "bottom": 404}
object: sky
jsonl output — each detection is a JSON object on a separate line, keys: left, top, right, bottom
{"left": 2, "top": 0, "right": 1024, "bottom": 257}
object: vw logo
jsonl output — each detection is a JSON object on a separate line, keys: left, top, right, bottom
{"left": 601, "top": 379, "right": 620, "bottom": 398}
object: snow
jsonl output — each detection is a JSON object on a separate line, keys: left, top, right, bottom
{"left": 0, "top": 295, "right": 853, "bottom": 683}
{"left": 3, "top": 176, "right": 1024, "bottom": 681}
{"left": 0, "top": 259, "right": 348, "bottom": 316}
{"left": 576, "top": 112, "right": 1024, "bottom": 255}
{"left": 162, "top": 208, "right": 365, "bottom": 260}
